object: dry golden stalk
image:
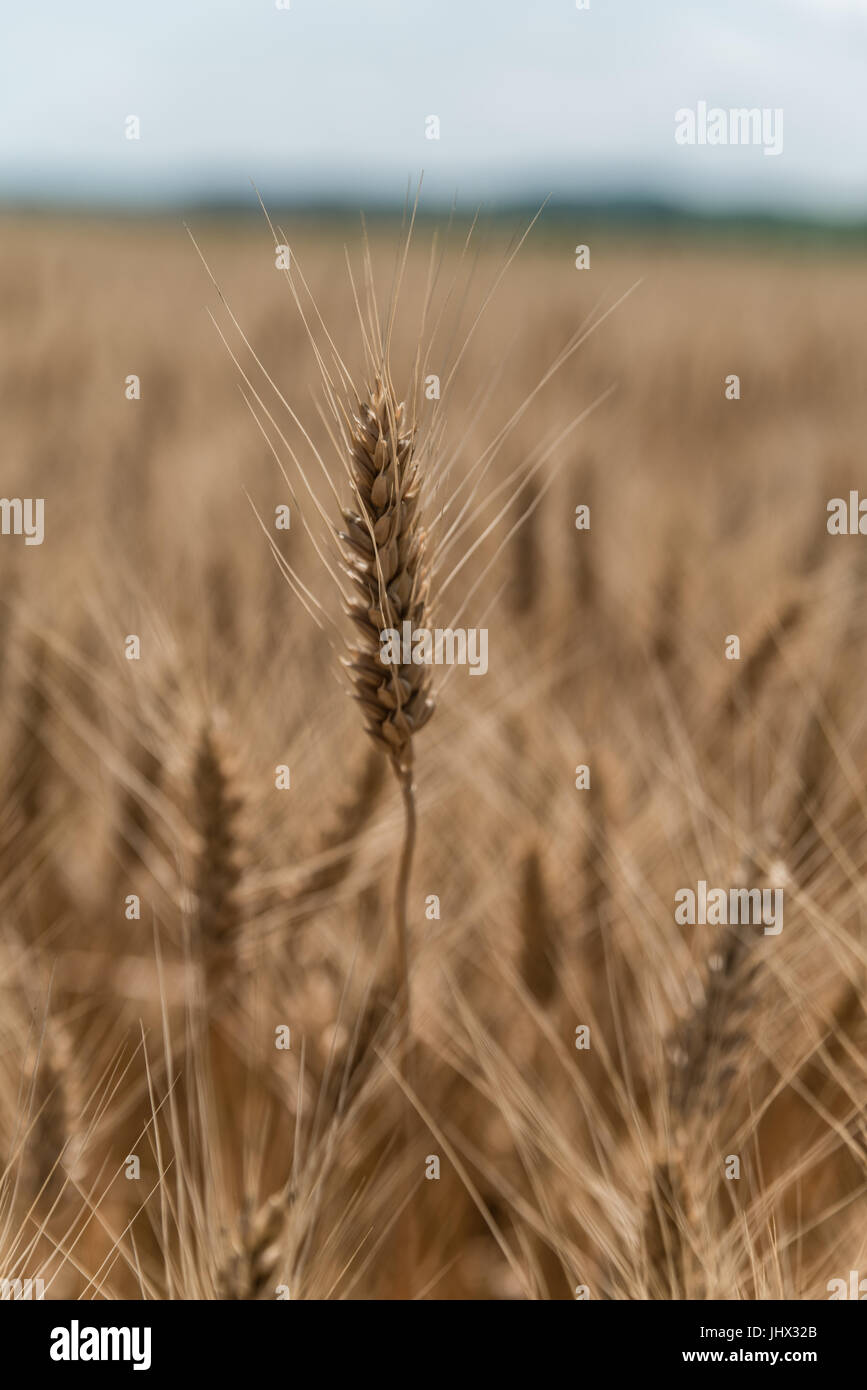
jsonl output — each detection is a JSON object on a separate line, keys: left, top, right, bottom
{"left": 338, "top": 374, "right": 435, "bottom": 1022}
{"left": 192, "top": 724, "right": 243, "bottom": 1004}
{"left": 336, "top": 371, "right": 435, "bottom": 1294}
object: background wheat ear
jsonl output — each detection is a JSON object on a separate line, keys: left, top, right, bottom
{"left": 192, "top": 721, "right": 244, "bottom": 1011}
{"left": 217, "top": 1191, "right": 289, "bottom": 1300}
{"left": 21, "top": 1005, "right": 83, "bottom": 1204}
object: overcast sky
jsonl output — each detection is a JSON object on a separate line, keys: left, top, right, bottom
{"left": 1, "top": 0, "right": 865, "bottom": 215}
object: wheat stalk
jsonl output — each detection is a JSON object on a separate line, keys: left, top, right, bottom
{"left": 338, "top": 373, "right": 434, "bottom": 1019}
{"left": 336, "top": 370, "right": 435, "bottom": 1293}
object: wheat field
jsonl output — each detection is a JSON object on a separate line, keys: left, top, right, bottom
{"left": 1, "top": 210, "right": 865, "bottom": 1300}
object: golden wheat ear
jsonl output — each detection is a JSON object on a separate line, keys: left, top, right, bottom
{"left": 339, "top": 374, "right": 435, "bottom": 774}
{"left": 334, "top": 371, "right": 436, "bottom": 1296}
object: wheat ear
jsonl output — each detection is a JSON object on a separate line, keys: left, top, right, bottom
{"left": 192, "top": 723, "right": 243, "bottom": 1009}
{"left": 645, "top": 864, "right": 765, "bottom": 1298}
{"left": 217, "top": 1192, "right": 289, "bottom": 1300}
{"left": 339, "top": 374, "right": 434, "bottom": 1024}
{"left": 337, "top": 372, "right": 434, "bottom": 1293}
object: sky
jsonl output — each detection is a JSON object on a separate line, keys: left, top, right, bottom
{"left": 1, "top": 0, "right": 865, "bottom": 216}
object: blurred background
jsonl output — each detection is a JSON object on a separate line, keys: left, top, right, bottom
{"left": 1, "top": 0, "right": 867, "bottom": 218}
{"left": 1, "top": 1, "right": 866, "bottom": 1301}
{"left": 2, "top": 0, "right": 867, "bottom": 218}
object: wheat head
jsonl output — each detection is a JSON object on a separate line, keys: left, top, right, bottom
{"left": 339, "top": 374, "right": 435, "bottom": 776}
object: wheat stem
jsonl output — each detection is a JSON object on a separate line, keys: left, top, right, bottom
{"left": 392, "top": 761, "right": 417, "bottom": 1296}
{"left": 394, "top": 765, "right": 416, "bottom": 1038}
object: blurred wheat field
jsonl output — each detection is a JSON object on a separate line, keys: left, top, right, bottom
{"left": 1, "top": 211, "right": 866, "bottom": 1300}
